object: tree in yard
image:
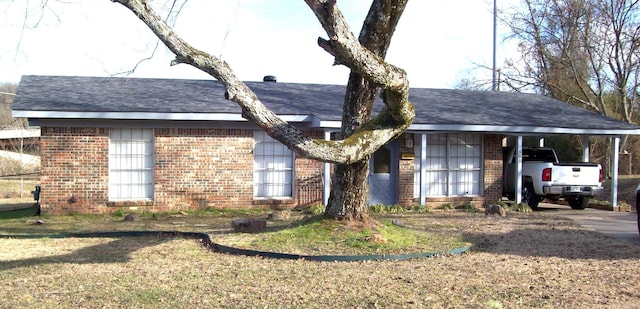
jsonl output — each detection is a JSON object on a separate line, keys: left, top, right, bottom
{"left": 500, "top": 0, "right": 640, "bottom": 174}
{"left": 503, "top": 0, "right": 640, "bottom": 124}
{"left": 111, "top": 0, "right": 414, "bottom": 222}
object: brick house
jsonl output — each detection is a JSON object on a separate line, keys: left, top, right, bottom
{"left": 12, "top": 75, "right": 640, "bottom": 214}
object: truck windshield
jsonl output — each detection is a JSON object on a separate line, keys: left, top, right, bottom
{"left": 522, "top": 149, "right": 557, "bottom": 162}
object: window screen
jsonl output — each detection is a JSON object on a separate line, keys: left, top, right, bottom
{"left": 253, "top": 131, "right": 294, "bottom": 198}
{"left": 109, "top": 128, "right": 154, "bottom": 200}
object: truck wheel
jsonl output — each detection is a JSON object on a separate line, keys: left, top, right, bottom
{"left": 522, "top": 183, "right": 540, "bottom": 209}
{"left": 568, "top": 197, "right": 589, "bottom": 210}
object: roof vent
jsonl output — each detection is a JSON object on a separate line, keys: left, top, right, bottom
{"left": 263, "top": 75, "right": 277, "bottom": 83}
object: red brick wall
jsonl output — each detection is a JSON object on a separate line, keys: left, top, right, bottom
{"left": 40, "top": 126, "right": 325, "bottom": 214}
{"left": 482, "top": 134, "right": 504, "bottom": 204}
{"left": 154, "top": 128, "right": 255, "bottom": 211}
{"left": 398, "top": 134, "right": 415, "bottom": 207}
{"left": 40, "top": 127, "right": 109, "bottom": 214}
{"left": 39, "top": 127, "right": 504, "bottom": 214}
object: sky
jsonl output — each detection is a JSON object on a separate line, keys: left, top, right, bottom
{"left": 0, "top": 0, "right": 519, "bottom": 89}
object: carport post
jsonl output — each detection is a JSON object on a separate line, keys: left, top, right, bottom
{"left": 611, "top": 136, "right": 620, "bottom": 210}
{"left": 323, "top": 131, "right": 331, "bottom": 206}
{"left": 419, "top": 134, "right": 427, "bottom": 206}
{"left": 582, "top": 136, "right": 590, "bottom": 162}
{"left": 515, "top": 135, "right": 523, "bottom": 205}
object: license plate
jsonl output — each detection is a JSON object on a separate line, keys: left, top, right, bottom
{"left": 568, "top": 186, "right": 582, "bottom": 193}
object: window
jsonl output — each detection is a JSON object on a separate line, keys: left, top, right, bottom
{"left": 414, "top": 133, "right": 482, "bottom": 197}
{"left": 253, "top": 131, "right": 294, "bottom": 198}
{"left": 109, "top": 128, "right": 154, "bottom": 200}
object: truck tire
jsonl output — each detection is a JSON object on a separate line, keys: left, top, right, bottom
{"left": 522, "top": 183, "right": 540, "bottom": 209}
{"left": 568, "top": 197, "right": 589, "bottom": 210}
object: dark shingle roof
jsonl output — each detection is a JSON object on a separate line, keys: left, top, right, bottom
{"left": 12, "top": 75, "right": 640, "bottom": 135}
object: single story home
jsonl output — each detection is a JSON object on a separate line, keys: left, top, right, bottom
{"left": 12, "top": 75, "right": 640, "bottom": 214}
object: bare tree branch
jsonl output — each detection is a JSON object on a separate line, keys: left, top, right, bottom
{"left": 110, "top": 0, "right": 414, "bottom": 164}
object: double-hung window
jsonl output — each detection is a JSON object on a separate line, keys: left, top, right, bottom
{"left": 253, "top": 131, "right": 294, "bottom": 198}
{"left": 109, "top": 128, "right": 154, "bottom": 200}
{"left": 414, "top": 133, "right": 482, "bottom": 197}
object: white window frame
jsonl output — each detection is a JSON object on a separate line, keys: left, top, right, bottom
{"left": 109, "top": 128, "right": 154, "bottom": 201}
{"left": 253, "top": 131, "right": 294, "bottom": 198}
{"left": 414, "top": 133, "right": 483, "bottom": 197}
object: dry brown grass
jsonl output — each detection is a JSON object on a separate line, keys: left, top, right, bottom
{"left": 0, "top": 179, "right": 38, "bottom": 199}
{"left": 1, "top": 210, "right": 639, "bottom": 308}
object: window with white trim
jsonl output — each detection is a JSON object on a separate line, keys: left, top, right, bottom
{"left": 109, "top": 128, "right": 154, "bottom": 200}
{"left": 253, "top": 131, "right": 294, "bottom": 198}
{"left": 414, "top": 133, "right": 482, "bottom": 197}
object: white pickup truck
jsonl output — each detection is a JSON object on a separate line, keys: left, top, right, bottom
{"left": 503, "top": 147, "right": 603, "bottom": 209}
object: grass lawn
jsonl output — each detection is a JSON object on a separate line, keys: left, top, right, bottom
{"left": 1, "top": 207, "right": 640, "bottom": 308}
{"left": 1, "top": 178, "right": 639, "bottom": 307}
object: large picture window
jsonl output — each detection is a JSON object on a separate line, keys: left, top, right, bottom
{"left": 414, "top": 133, "right": 482, "bottom": 197}
{"left": 253, "top": 131, "right": 294, "bottom": 198}
{"left": 109, "top": 128, "right": 154, "bottom": 200}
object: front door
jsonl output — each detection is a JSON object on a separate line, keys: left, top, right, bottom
{"left": 369, "top": 141, "right": 399, "bottom": 205}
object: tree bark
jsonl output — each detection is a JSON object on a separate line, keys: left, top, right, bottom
{"left": 324, "top": 0, "right": 408, "bottom": 220}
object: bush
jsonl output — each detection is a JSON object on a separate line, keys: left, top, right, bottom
{"left": 307, "top": 204, "right": 326, "bottom": 216}
{"left": 515, "top": 203, "right": 532, "bottom": 213}
{"left": 369, "top": 204, "right": 386, "bottom": 213}
{"left": 435, "top": 203, "right": 454, "bottom": 211}
{"left": 369, "top": 204, "right": 407, "bottom": 214}
{"left": 455, "top": 203, "right": 478, "bottom": 213}
{"left": 410, "top": 204, "right": 430, "bottom": 213}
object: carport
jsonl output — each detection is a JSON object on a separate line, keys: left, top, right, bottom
{"left": 389, "top": 89, "right": 640, "bottom": 209}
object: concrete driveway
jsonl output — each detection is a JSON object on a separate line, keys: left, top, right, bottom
{"left": 536, "top": 202, "right": 640, "bottom": 246}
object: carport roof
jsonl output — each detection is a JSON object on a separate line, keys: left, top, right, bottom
{"left": 12, "top": 75, "right": 640, "bottom": 136}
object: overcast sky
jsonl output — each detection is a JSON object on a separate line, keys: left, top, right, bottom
{"left": 0, "top": 0, "right": 519, "bottom": 88}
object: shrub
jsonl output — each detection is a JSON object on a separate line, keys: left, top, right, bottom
{"left": 307, "top": 204, "right": 326, "bottom": 216}
{"left": 435, "top": 203, "right": 454, "bottom": 211}
{"left": 455, "top": 203, "right": 478, "bottom": 213}
{"left": 410, "top": 204, "right": 430, "bottom": 213}
{"left": 368, "top": 204, "right": 385, "bottom": 213}
{"left": 112, "top": 208, "right": 127, "bottom": 217}
{"left": 515, "top": 203, "right": 532, "bottom": 213}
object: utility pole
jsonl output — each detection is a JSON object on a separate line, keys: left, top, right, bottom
{"left": 492, "top": 0, "right": 498, "bottom": 91}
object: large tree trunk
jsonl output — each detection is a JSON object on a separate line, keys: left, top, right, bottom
{"left": 326, "top": 160, "right": 370, "bottom": 220}
{"left": 324, "top": 0, "right": 408, "bottom": 220}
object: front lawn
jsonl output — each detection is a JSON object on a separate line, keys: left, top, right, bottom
{"left": 1, "top": 209, "right": 639, "bottom": 308}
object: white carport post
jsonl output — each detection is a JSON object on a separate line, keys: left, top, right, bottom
{"left": 611, "top": 136, "right": 620, "bottom": 210}
{"left": 419, "top": 134, "right": 427, "bottom": 206}
{"left": 582, "top": 136, "right": 590, "bottom": 162}
{"left": 515, "top": 135, "right": 523, "bottom": 204}
{"left": 323, "top": 131, "right": 331, "bottom": 206}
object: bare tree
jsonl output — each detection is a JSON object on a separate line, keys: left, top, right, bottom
{"left": 503, "top": 0, "right": 640, "bottom": 124}
{"left": 1, "top": 83, "right": 17, "bottom": 127}
{"left": 110, "top": 0, "right": 414, "bottom": 222}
